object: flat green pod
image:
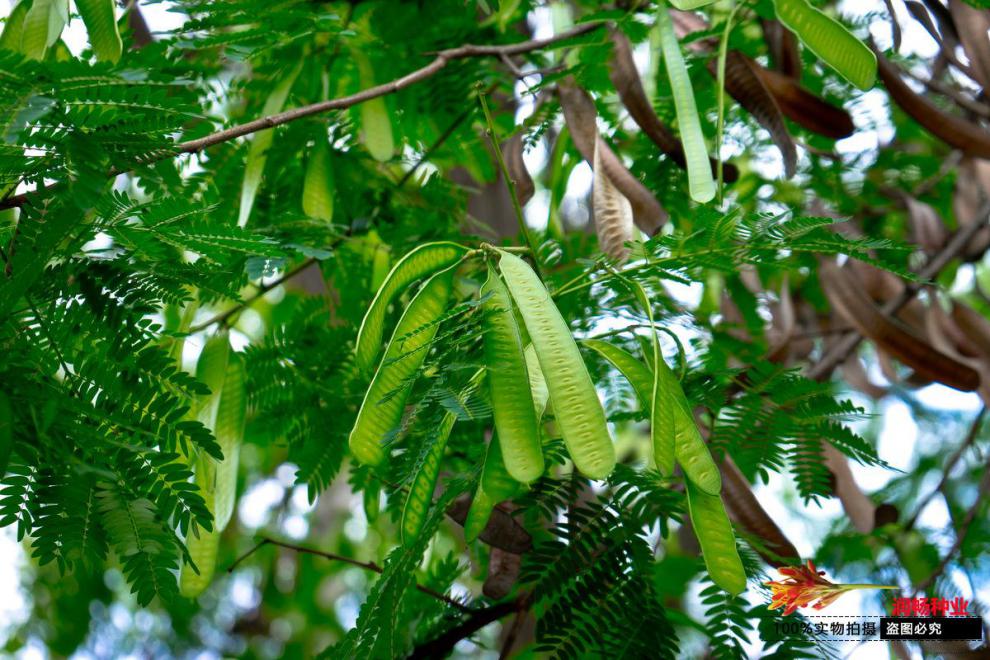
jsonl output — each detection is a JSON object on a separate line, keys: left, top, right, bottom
{"left": 194, "top": 333, "right": 231, "bottom": 430}
{"left": 0, "top": 1, "right": 29, "bottom": 52}
{"left": 238, "top": 63, "right": 302, "bottom": 227}
{"left": 482, "top": 266, "right": 544, "bottom": 483}
{"left": 302, "top": 136, "right": 335, "bottom": 222}
{"left": 401, "top": 412, "right": 455, "bottom": 546}
{"left": 524, "top": 344, "right": 549, "bottom": 417}
{"left": 657, "top": 5, "right": 716, "bottom": 204}
{"left": 348, "top": 265, "right": 457, "bottom": 466}
{"left": 76, "top": 0, "right": 122, "bottom": 63}
{"left": 354, "top": 241, "right": 467, "bottom": 376}
{"left": 212, "top": 357, "right": 246, "bottom": 531}
{"left": 355, "top": 52, "right": 394, "bottom": 162}
{"left": 179, "top": 477, "right": 219, "bottom": 599}
{"left": 686, "top": 479, "right": 746, "bottom": 595}
{"left": 463, "top": 485, "right": 495, "bottom": 543}
{"left": 497, "top": 251, "right": 615, "bottom": 480}
{"left": 773, "top": 0, "right": 876, "bottom": 91}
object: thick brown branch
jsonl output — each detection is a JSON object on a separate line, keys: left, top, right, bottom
{"left": 228, "top": 536, "right": 474, "bottom": 613}
{"left": 409, "top": 598, "right": 524, "bottom": 659}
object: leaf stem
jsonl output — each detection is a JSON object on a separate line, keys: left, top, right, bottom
{"left": 476, "top": 87, "right": 543, "bottom": 277}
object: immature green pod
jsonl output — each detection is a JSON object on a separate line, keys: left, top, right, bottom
{"left": 582, "top": 340, "right": 721, "bottom": 494}
{"left": 482, "top": 266, "right": 544, "bottom": 483}
{"left": 349, "top": 266, "right": 457, "bottom": 466}
{"left": 213, "top": 357, "right": 246, "bottom": 531}
{"left": 179, "top": 480, "right": 219, "bottom": 599}
{"left": 464, "top": 485, "right": 495, "bottom": 543}
{"left": 402, "top": 369, "right": 485, "bottom": 545}
{"left": 195, "top": 333, "right": 231, "bottom": 429}
{"left": 773, "top": 0, "right": 876, "bottom": 91}
{"left": 657, "top": 6, "right": 716, "bottom": 204}
{"left": 76, "top": 0, "right": 122, "bottom": 63}
{"left": 354, "top": 242, "right": 467, "bottom": 377}
{"left": 497, "top": 251, "right": 615, "bottom": 480}
{"left": 238, "top": 63, "right": 303, "bottom": 227}
{"left": 686, "top": 479, "right": 746, "bottom": 595}
{"left": 355, "top": 52, "right": 394, "bottom": 162}
{"left": 401, "top": 412, "right": 455, "bottom": 546}
{"left": 465, "top": 435, "right": 523, "bottom": 543}
{"left": 525, "top": 344, "right": 549, "bottom": 417}
{"left": 302, "top": 136, "right": 335, "bottom": 222}
{"left": 0, "top": 1, "right": 29, "bottom": 53}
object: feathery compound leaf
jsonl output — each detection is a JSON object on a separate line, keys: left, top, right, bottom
{"left": 238, "top": 63, "right": 302, "bottom": 227}
{"left": 302, "top": 134, "right": 335, "bottom": 222}
{"left": 592, "top": 138, "right": 635, "bottom": 263}
{"left": 76, "top": 0, "right": 122, "bottom": 63}
{"left": 686, "top": 479, "right": 746, "bottom": 595}
{"left": 658, "top": 5, "right": 716, "bottom": 203}
{"left": 773, "top": 0, "right": 876, "bottom": 90}
{"left": 497, "top": 250, "right": 615, "bottom": 479}
{"left": 0, "top": 393, "right": 11, "bottom": 478}
{"left": 349, "top": 265, "right": 457, "bottom": 466}
{"left": 354, "top": 241, "right": 467, "bottom": 376}
{"left": 482, "top": 265, "right": 544, "bottom": 483}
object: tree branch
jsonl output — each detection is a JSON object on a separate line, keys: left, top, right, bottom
{"left": 228, "top": 536, "right": 474, "bottom": 613}
{"left": 0, "top": 22, "right": 602, "bottom": 211}
{"left": 409, "top": 598, "right": 524, "bottom": 659}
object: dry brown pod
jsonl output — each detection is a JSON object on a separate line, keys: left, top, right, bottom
{"left": 608, "top": 30, "right": 739, "bottom": 182}
{"left": 875, "top": 48, "right": 990, "bottom": 159}
{"left": 903, "top": 195, "right": 949, "bottom": 254}
{"left": 819, "top": 258, "right": 980, "bottom": 391}
{"left": 447, "top": 496, "right": 532, "bottom": 554}
{"left": 718, "top": 458, "right": 800, "bottom": 566}
{"left": 761, "top": 18, "right": 801, "bottom": 78}
{"left": 482, "top": 547, "right": 521, "bottom": 600}
{"left": 753, "top": 66, "right": 856, "bottom": 139}
{"left": 710, "top": 51, "right": 797, "bottom": 178}
{"left": 592, "top": 137, "right": 635, "bottom": 262}
{"left": 953, "top": 157, "right": 990, "bottom": 260}
{"left": 503, "top": 133, "right": 535, "bottom": 208}
{"left": 558, "top": 80, "right": 667, "bottom": 236}
{"left": 948, "top": 0, "right": 990, "bottom": 92}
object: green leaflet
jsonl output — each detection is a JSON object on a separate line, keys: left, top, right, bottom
{"left": 21, "top": 0, "right": 69, "bottom": 60}
{"left": 212, "top": 356, "right": 246, "bottom": 531}
{"left": 302, "top": 135, "right": 335, "bottom": 222}
{"left": 0, "top": 1, "right": 30, "bottom": 52}
{"left": 497, "top": 251, "right": 615, "bottom": 480}
{"left": 401, "top": 369, "right": 484, "bottom": 546}
{"left": 354, "top": 241, "right": 468, "bottom": 377}
{"left": 348, "top": 265, "right": 457, "bottom": 466}
{"left": 773, "top": 0, "right": 876, "bottom": 91}
{"left": 237, "top": 63, "right": 303, "bottom": 227}
{"left": 0, "top": 392, "right": 11, "bottom": 478}
{"left": 355, "top": 51, "right": 394, "bottom": 162}
{"left": 686, "top": 479, "right": 746, "bottom": 595}
{"left": 581, "top": 339, "right": 721, "bottom": 495}
{"left": 482, "top": 266, "right": 544, "bottom": 484}
{"left": 658, "top": 4, "right": 716, "bottom": 204}
{"left": 76, "top": 0, "right": 122, "bottom": 63}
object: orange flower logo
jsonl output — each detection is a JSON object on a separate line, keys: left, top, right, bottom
{"left": 766, "top": 560, "right": 897, "bottom": 616}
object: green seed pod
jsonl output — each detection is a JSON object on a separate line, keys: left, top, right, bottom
{"left": 686, "top": 478, "right": 746, "bottom": 595}
{"left": 497, "top": 251, "right": 615, "bottom": 480}
{"left": 482, "top": 266, "right": 544, "bottom": 483}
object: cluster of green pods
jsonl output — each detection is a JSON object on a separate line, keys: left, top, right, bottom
{"left": 348, "top": 242, "right": 746, "bottom": 594}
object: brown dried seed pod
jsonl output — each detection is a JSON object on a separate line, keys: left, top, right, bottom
{"left": 592, "top": 137, "right": 635, "bottom": 262}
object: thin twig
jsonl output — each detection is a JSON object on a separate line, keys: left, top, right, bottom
{"left": 912, "top": 454, "right": 990, "bottom": 596}
{"left": 0, "top": 22, "right": 603, "bottom": 211}
{"left": 228, "top": 536, "right": 474, "bottom": 613}
{"left": 187, "top": 258, "right": 318, "bottom": 333}
{"left": 477, "top": 87, "right": 542, "bottom": 275}
{"left": 904, "top": 407, "right": 986, "bottom": 532}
